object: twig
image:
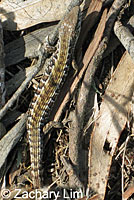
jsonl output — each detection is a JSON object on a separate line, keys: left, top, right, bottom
{"left": 122, "top": 185, "right": 134, "bottom": 200}
{"left": 114, "top": 20, "right": 134, "bottom": 62}
{"left": 121, "top": 136, "right": 130, "bottom": 199}
{"left": 0, "top": 19, "right": 5, "bottom": 108}
{"left": 104, "top": 15, "right": 134, "bottom": 58}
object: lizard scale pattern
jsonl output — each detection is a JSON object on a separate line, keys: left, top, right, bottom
{"left": 27, "top": 6, "right": 81, "bottom": 188}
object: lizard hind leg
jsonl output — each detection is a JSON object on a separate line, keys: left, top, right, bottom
{"left": 43, "top": 121, "right": 63, "bottom": 136}
{"left": 72, "top": 59, "right": 79, "bottom": 76}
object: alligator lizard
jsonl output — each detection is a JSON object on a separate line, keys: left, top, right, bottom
{"left": 27, "top": 6, "right": 81, "bottom": 189}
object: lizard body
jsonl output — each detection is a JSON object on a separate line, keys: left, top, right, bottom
{"left": 27, "top": 6, "right": 81, "bottom": 188}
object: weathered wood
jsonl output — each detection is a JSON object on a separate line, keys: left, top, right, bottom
{"left": 1, "top": 0, "right": 72, "bottom": 30}
{"left": 89, "top": 52, "right": 134, "bottom": 198}
{"left": 104, "top": 15, "right": 134, "bottom": 58}
{"left": 114, "top": 21, "right": 134, "bottom": 62}
{"left": 61, "top": 156, "right": 84, "bottom": 189}
{"left": 2, "top": 110, "right": 22, "bottom": 128}
{"left": 4, "top": 24, "right": 56, "bottom": 67}
{"left": 0, "top": 51, "right": 45, "bottom": 120}
{"left": 4, "top": 0, "right": 85, "bottom": 66}
{"left": 0, "top": 114, "right": 26, "bottom": 169}
{"left": 5, "top": 13, "right": 134, "bottom": 68}
{"left": 0, "top": 122, "right": 6, "bottom": 140}
{"left": 68, "top": 7, "right": 107, "bottom": 188}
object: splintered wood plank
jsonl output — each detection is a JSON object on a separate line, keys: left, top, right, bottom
{"left": 89, "top": 52, "right": 134, "bottom": 199}
{"left": 0, "top": 0, "right": 72, "bottom": 30}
